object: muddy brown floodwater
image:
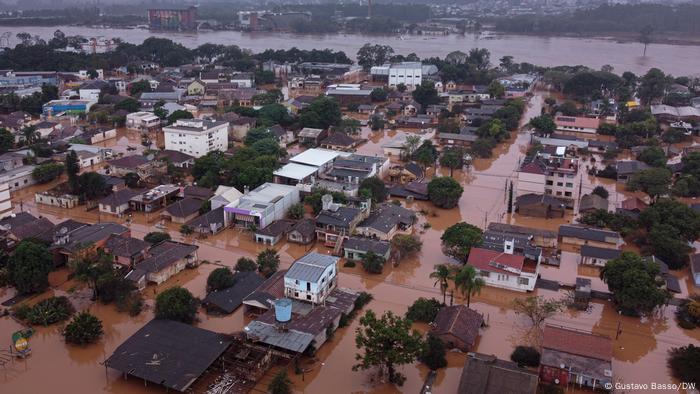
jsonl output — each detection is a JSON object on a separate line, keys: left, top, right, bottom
{"left": 2, "top": 89, "right": 699, "bottom": 393}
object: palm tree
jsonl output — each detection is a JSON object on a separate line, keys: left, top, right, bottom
{"left": 429, "top": 264, "right": 452, "bottom": 305}
{"left": 453, "top": 265, "right": 485, "bottom": 307}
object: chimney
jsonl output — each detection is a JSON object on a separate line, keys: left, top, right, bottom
{"left": 243, "top": 185, "right": 250, "bottom": 194}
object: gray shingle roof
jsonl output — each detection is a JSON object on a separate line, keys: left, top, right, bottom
{"left": 343, "top": 237, "right": 391, "bottom": 255}
{"left": 580, "top": 245, "right": 621, "bottom": 260}
{"left": 358, "top": 203, "right": 414, "bottom": 234}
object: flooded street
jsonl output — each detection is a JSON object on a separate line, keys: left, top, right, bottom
{"left": 3, "top": 26, "right": 700, "bottom": 75}
{"left": 2, "top": 90, "right": 700, "bottom": 393}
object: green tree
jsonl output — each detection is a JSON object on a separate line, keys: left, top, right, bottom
{"left": 32, "top": 162, "right": 64, "bottom": 184}
{"left": 0, "top": 128, "right": 13, "bottom": 153}
{"left": 299, "top": 96, "right": 342, "bottom": 129}
{"left": 401, "top": 135, "right": 421, "bottom": 160}
{"left": 268, "top": 370, "right": 292, "bottom": 394}
{"left": 487, "top": 80, "right": 505, "bottom": 98}
{"left": 529, "top": 114, "right": 556, "bottom": 135}
{"left": 167, "top": 110, "right": 194, "bottom": 125}
{"left": 129, "top": 80, "right": 151, "bottom": 97}
{"left": 429, "top": 264, "right": 453, "bottom": 305}
{"left": 591, "top": 185, "right": 609, "bottom": 199}
{"left": 370, "top": 87, "right": 388, "bottom": 102}
{"left": 638, "top": 68, "right": 668, "bottom": 105}
{"left": 63, "top": 312, "right": 104, "bottom": 345}
{"left": 640, "top": 199, "right": 700, "bottom": 241}
{"left": 207, "top": 267, "right": 235, "bottom": 292}
{"left": 335, "top": 118, "right": 361, "bottom": 135}
{"left": 668, "top": 345, "right": 700, "bottom": 385}
{"left": 361, "top": 251, "right": 386, "bottom": 274}
{"left": 390, "top": 234, "right": 422, "bottom": 263}
{"left": 69, "top": 247, "right": 112, "bottom": 300}
{"left": 78, "top": 172, "right": 106, "bottom": 200}
{"left": 25, "top": 296, "right": 74, "bottom": 326}
{"left": 412, "top": 81, "right": 439, "bottom": 107}
{"left": 114, "top": 98, "right": 139, "bottom": 113}
{"left": 257, "top": 248, "right": 280, "bottom": 278}
{"left": 627, "top": 167, "right": 671, "bottom": 200}
{"left": 600, "top": 252, "right": 671, "bottom": 315}
{"left": 66, "top": 150, "right": 80, "bottom": 193}
{"left": 470, "top": 137, "right": 496, "bottom": 158}
{"left": 405, "top": 297, "right": 442, "bottom": 322}
{"left": 637, "top": 146, "right": 667, "bottom": 167}
{"left": 287, "top": 203, "right": 305, "bottom": 220}
{"left": 510, "top": 346, "right": 541, "bottom": 367}
{"left": 20, "top": 125, "right": 39, "bottom": 145}
{"left": 235, "top": 257, "right": 257, "bottom": 272}
{"left": 427, "top": 177, "right": 464, "bottom": 209}
{"left": 356, "top": 43, "right": 395, "bottom": 71}
{"left": 439, "top": 148, "right": 463, "bottom": 177}
{"left": 155, "top": 287, "right": 199, "bottom": 324}
{"left": 453, "top": 265, "right": 484, "bottom": 307}
{"left": 8, "top": 240, "right": 53, "bottom": 294}
{"left": 359, "top": 177, "right": 388, "bottom": 203}
{"left": 180, "top": 224, "right": 194, "bottom": 236}
{"left": 143, "top": 232, "right": 171, "bottom": 244}
{"left": 353, "top": 310, "right": 424, "bottom": 386}
{"left": 414, "top": 140, "right": 438, "bottom": 170}
{"left": 441, "top": 222, "right": 482, "bottom": 261}
{"left": 512, "top": 296, "right": 564, "bottom": 330}
{"left": 420, "top": 334, "right": 447, "bottom": 370}
{"left": 123, "top": 172, "right": 140, "bottom": 188}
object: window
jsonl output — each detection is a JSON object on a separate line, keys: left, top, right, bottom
{"left": 546, "top": 180, "right": 553, "bottom": 186}
{"left": 556, "top": 191, "right": 562, "bottom": 196}
{"left": 565, "top": 182, "right": 573, "bottom": 188}
{"left": 306, "top": 295, "right": 311, "bottom": 300}
{"left": 306, "top": 282, "right": 311, "bottom": 291}
{"left": 480, "top": 270, "right": 490, "bottom": 277}
{"left": 565, "top": 191, "right": 572, "bottom": 197}
{"left": 557, "top": 182, "right": 563, "bottom": 187}
{"left": 497, "top": 274, "right": 508, "bottom": 281}
{"left": 518, "top": 277, "right": 529, "bottom": 286}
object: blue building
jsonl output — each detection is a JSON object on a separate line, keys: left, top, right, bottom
{"left": 42, "top": 99, "right": 95, "bottom": 116}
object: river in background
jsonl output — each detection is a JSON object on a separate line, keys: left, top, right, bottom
{"left": 3, "top": 25, "right": 700, "bottom": 76}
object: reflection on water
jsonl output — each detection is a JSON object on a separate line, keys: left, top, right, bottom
{"left": 5, "top": 26, "right": 700, "bottom": 75}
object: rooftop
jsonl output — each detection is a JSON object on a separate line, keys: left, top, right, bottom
{"left": 458, "top": 352, "right": 539, "bottom": 394}
{"left": 467, "top": 247, "right": 526, "bottom": 275}
{"left": 285, "top": 252, "right": 338, "bottom": 283}
{"left": 202, "top": 271, "right": 265, "bottom": 314}
{"left": 289, "top": 148, "right": 341, "bottom": 167}
{"left": 105, "top": 319, "right": 232, "bottom": 392}
{"left": 273, "top": 162, "right": 318, "bottom": 181}
{"left": 432, "top": 305, "right": 483, "bottom": 348}
{"left": 137, "top": 241, "right": 198, "bottom": 273}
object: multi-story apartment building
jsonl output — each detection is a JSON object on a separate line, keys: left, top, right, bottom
{"left": 516, "top": 153, "right": 580, "bottom": 208}
{"left": 0, "top": 182, "right": 12, "bottom": 219}
{"left": 163, "top": 119, "right": 229, "bottom": 158}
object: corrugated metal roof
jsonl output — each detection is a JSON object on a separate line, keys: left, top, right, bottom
{"left": 285, "top": 252, "right": 338, "bottom": 283}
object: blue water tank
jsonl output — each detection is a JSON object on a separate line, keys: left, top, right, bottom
{"left": 275, "top": 298, "right": 292, "bottom": 323}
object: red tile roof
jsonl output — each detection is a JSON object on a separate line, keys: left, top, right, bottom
{"left": 621, "top": 197, "right": 648, "bottom": 212}
{"left": 431, "top": 305, "right": 483, "bottom": 348}
{"left": 543, "top": 325, "right": 612, "bottom": 361}
{"left": 467, "top": 247, "right": 525, "bottom": 275}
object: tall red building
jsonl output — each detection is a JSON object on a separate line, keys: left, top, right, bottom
{"left": 148, "top": 6, "right": 197, "bottom": 31}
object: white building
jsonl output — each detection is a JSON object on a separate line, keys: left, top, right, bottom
{"left": 163, "top": 119, "right": 229, "bottom": 158}
{"left": 224, "top": 183, "right": 300, "bottom": 228}
{"left": 126, "top": 111, "right": 161, "bottom": 131}
{"left": 0, "top": 182, "right": 12, "bottom": 219}
{"left": 284, "top": 252, "right": 338, "bottom": 304}
{"left": 370, "top": 62, "right": 437, "bottom": 89}
{"left": 467, "top": 246, "right": 539, "bottom": 292}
